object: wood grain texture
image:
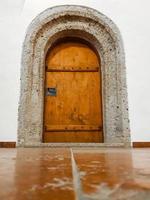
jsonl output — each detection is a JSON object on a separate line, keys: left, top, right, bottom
{"left": 44, "top": 131, "right": 102, "bottom": 143}
{"left": 46, "top": 42, "right": 99, "bottom": 69}
{"left": 43, "top": 41, "right": 103, "bottom": 143}
{"left": 0, "top": 142, "right": 16, "bottom": 148}
{"left": 45, "top": 125, "right": 102, "bottom": 131}
{"left": 46, "top": 67, "right": 99, "bottom": 72}
{"left": 133, "top": 142, "right": 150, "bottom": 148}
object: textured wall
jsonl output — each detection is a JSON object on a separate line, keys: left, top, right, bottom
{"left": 0, "top": 0, "right": 150, "bottom": 142}
{"left": 18, "top": 5, "right": 130, "bottom": 147}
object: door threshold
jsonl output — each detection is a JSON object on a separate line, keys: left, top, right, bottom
{"left": 17, "top": 142, "right": 126, "bottom": 148}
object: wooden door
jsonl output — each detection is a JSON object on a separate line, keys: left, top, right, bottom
{"left": 43, "top": 41, "right": 103, "bottom": 143}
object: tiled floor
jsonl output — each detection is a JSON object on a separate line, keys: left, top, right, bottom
{"left": 0, "top": 148, "right": 150, "bottom": 200}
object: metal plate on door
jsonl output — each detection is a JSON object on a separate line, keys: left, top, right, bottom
{"left": 46, "top": 88, "right": 57, "bottom": 96}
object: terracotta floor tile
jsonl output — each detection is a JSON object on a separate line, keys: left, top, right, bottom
{"left": 73, "top": 148, "right": 150, "bottom": 199}
{"left": 0, "top": 148, "right": 76, "bottom": 200}
{"left": 0, "top": 148, "right": 150, "bottom": 200}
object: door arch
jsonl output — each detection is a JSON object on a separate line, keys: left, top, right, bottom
{"left": 18, "top": 5, "right": 131, "bottom": 147}
{"left": 43, "top": 39, "right": 103, "bottom": 142}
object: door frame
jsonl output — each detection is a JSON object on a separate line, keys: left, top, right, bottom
{"left": 17, "top": 5, "right": 131, "bottom": 147}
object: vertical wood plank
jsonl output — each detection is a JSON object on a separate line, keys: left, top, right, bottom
{"left": 44, "top": 41, "right": 103, "bottom": 143}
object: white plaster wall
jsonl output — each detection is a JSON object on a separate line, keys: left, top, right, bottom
{"left": 0, "top": 0, "right": 150, "bottom": 142}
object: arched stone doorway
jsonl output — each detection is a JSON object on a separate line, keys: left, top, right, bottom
{"left": 17, "top": 5, "right": 131, "bottom": 147}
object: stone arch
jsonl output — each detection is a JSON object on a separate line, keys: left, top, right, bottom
{"left": 18, "top": 5, "right": 131, "bottom": 147}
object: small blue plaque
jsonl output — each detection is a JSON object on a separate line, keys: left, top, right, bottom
{"left": 46, "top": 88, "right": 57, "bottom": 96}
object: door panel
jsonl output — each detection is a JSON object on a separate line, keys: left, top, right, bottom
{"left": 46, "top": 42, "right": 99, "bottom": 69}
{"left": 44, "top": 131, "right": 103, "bottom": 143}
{"left": 43, "top": 41, "right": 103, "bottom": 143}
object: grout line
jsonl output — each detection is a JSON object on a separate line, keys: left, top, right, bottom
{"left": 71, "top": 149, "right": 85, "bottom": 200}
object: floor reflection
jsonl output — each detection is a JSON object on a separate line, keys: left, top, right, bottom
{"left": 73, "top": 148, "right": 150, "bottom": 199}
{"left": 1, "top": 148, "right": 75, "bottom": 200}
{"left": 0, "top": 148, "right": 150, "bottom": 200}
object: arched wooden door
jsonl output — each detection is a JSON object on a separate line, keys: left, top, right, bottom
{"left": 43, "top": 41, "right": 103, "bottom": 143}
